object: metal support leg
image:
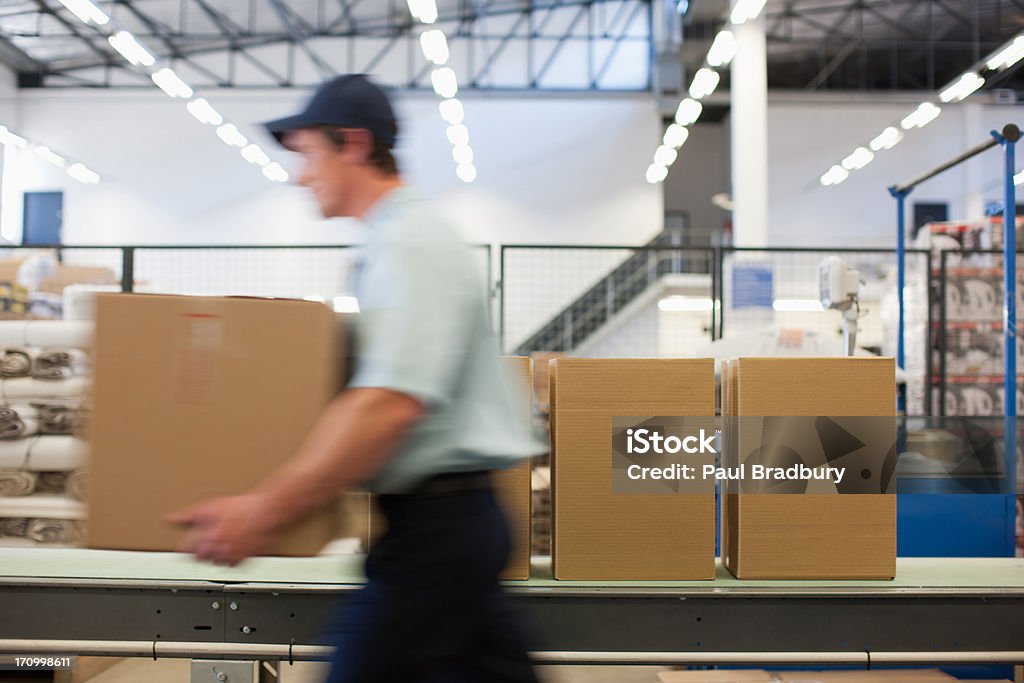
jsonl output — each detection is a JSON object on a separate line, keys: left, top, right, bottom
{"left": 191, "top": 659, "right": 256, "bottom": 683}
{"left": 258, "top": 660, "right": 279, "bottom": 682}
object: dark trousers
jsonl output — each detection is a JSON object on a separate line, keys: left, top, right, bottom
{"left": 321, "top": 483, "right": 539, "bottom": 683}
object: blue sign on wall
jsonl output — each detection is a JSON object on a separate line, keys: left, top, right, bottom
{"left": 732, "top": 265, "right": 773, "bottom": 309}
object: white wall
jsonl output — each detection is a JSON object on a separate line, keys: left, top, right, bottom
{"left": 767, "top": 95, "right": 1021, "bottom": 247}
{"left": 665, "top": 94, "right": 1022, "bottom": 249}
{"left": 3, "top": 88, "right": 663, "bottom": 247}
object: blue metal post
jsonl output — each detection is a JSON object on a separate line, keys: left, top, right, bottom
{"left": 889, "top": 187, "right": 910, "bottom": 414}
{"left": 994, "top": 126, "right": 1019, "bottom": 503}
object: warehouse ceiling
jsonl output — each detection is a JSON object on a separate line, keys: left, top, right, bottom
{"left": 0, "top": 0, "right": 1022, "bottom": 92}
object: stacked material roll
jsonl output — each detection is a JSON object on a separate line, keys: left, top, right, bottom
{"left": 0, "top": 321, "right": 91, "bottom": 547}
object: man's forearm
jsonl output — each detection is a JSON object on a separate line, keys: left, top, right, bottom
{"left": 252, "top": 388, "right": 424, "bottom": 531}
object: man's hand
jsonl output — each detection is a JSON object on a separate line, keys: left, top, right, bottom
{"left": 167, "top": 494, "right": 280, "bottom": 566}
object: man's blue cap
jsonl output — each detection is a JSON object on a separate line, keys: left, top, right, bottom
{"left": 264, "top": 74, "right": 398, "bottom": 148}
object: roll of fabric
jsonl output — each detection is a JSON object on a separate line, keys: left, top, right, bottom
{"left": 1, "top": 376, "right": 90, "bottom": 401}
{"left": 35, "top": 471, "right": 67, "bottom": 494}
{"left": 33, "top": 403, "right": 75, "bottom": 435}
{"left": 65, "top": 469, "right": 87, "bottom": 502}
{"left": 0, "top": 470, "right": 36, "bottom": 497}
{"left": 0, "top": 417, "right": 39, "bottom": 440}
{"left": 0, "top": 517, "right": 28, "bottom": 537}
{"left": 27, "top": 518, "right": 81, "bottom": 544}
{"left": 23, "top": 321, "right": 93, "bottom": 350}
{"left": 0, "top": 348, "right": 34, "bottom": 378}
{"left": 25, "top": 436, "right": 88, "bottom": 471}
{"left": 33, "top": 348, "right": 89, "bottom": 380}
{"left": 0, "top": 493, "right": 85, "bottom": 520}
{"left": 0, "top": 440, "right": 31, "bottom": 470}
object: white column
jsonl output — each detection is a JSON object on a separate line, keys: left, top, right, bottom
{"left": 963, "top": 103, "right": 986, "bottom": 221}
{"left": 729, "top": 15, "right": 769, "bottom": 247}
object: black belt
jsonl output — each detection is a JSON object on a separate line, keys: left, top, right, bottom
{"left": 400, "top": 470, "right": 493, "bottom": 497}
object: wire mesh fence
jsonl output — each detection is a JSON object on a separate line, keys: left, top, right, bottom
{"left": 499, "top": 245, "right": 715, "bottom": 358}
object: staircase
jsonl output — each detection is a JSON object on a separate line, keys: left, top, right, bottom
{"left": 511, "top": 230, "right": 711, "bottom": 355}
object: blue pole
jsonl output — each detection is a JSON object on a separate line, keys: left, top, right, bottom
{"left": 889, "top": 186, "right": 910, "bottom": 414}
{"left": 896, "top": 192, "right": 907, "bottom": 373}
{"left": 995, "top": 127, "right": 1018, "bottom": 506}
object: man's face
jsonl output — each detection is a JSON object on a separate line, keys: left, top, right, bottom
{"left": 285, "top": 128, "right": 360, "bottom": 218}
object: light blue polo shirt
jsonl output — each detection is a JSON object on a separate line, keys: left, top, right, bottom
{"left": 348, "top": 187, "right": 542, "bottom": 493}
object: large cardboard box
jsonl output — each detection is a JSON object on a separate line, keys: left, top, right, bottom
{"left": 88, "top": 294, "right": 340, "bottom": 556}
{"left": 550, "top": 358, "right": 716, "bottom": 580}
{"left": 659, "top": 670, "right": 776, "bottom": 682}
{"left": 496, "top": 356, "right": 534, "bottom": 580}
{"left": 721, "top": 357, "right": 896, "bottom": 580}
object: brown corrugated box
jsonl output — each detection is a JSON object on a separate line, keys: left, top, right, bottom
{"left": 721, "top": 357, "right": 896, "bottom": 580}
{"left": 363, "top": 357, "right": 534, "bottom": 579}
{"left": 495, "top": 356, "right": 534, "bottom": 580}
{"left": 550, "top": 358, "right": 716, "bottom": 580}
{"left": 87, "top": 294, "right": 340, "bottom": 556}
{"left": 659, "top": 670, "right": 776, "bottom": 682}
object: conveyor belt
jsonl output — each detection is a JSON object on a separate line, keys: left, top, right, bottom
{"left": 1, "top": 551, "right": 1023, "bottom": 665}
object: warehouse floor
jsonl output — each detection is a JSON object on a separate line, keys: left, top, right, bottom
{"left": 83, "top": 659, "right": 665, "bottom": 682}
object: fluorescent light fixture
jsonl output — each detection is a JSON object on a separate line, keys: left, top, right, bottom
{"left": 216, "top": 124, "right": 248, "bottom": 148}
{"left": 658, "top": 296, "right": 713, "bottom": 312}
{"left": 262, "top": 162, "right": 289, "bottom": 183}
{"left": 820, "top": 164, "right": 849, "bottom": 186}
{"left": 773, "top": 298, "right": 824, "bottom": 312}
{"left": 446, "top": 124, "right": 469, "bottom": 147}
{"left": 108, "top": 31, "right": 155, "bottom": 67}
{"left": 706, "top": 30, "right": 736, "bottom": 67}
{"left": 869, "top": 126, "right": 903, "bottom": 151}
{"left": 407, "top": 0, "right": 438, "bottom": 24}
{"left": 939, "top": 72, "right": 985, "bottom": 103}
{"left": 987, "top": 35, "right": 1024, "bottom": 71}
{"left": 688, "top": 68, "right": 720, "bottom": 100}
{"left": 0, "top": 126, "right": 27, "bottom": 149}
{"left": 900, "top": 102, "right": 941, "bottom": 130}
{"left": 675, "top": 98, "right": 703, "bottom": 126}
{"left": 420, "top": 30, "right": 449, "bottom": 65}
{"left": 58, "top": 0, "right": 109, "bottom": 25}
{"left": 66, "top": 163, "right": 99, "bottom": 184}
{"left": 645, "top": 163, "right": 668, "bottom": 184}
{"left": 439, "top": 98, "right": 464, "bottom": 125}
{"left": 841, "top": 146, "right": 874, "bottom": 171}
{"left": 654, "top": 145, "right": 678, "bottom": 167}
{"left": 730, "top": 0, "right": 767, "bottom": 24}
{"left": 241, "top": 144, "right": 270, "bottom": 166}
{"left": 1015, "top": 170, "right": 1024, "bottom": 187}
{"left": 452, "top": 145, "right": 474, "bottom": 165}
{"left": 151, "top": 68, "right": 193, "bottom": 98}
{"left": 663, "top": 124, "right": 689, "bottom": 149}
{"left": 333, "top": 296, "right": 360, "bottom": 313}
{"left": 34, "top": 146, "right": 66, "bottom": 167}
{"left": 431, "top": 68, "right": 458, "bottom": 99}
{"left": 456, "top": 163, "right": 477, "bottom": 183}
{"left": 186, "top": 98, "right": 223, "bottom": 126}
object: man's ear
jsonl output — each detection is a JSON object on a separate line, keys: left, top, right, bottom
{"left": 341, "top": 128, "right": 374, "bottom": 163}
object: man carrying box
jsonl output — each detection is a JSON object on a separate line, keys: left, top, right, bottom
{"left": 170, "top": 74, "right": 541, "bottom": 683}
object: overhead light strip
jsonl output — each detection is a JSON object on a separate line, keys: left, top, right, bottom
{"left": 0, "top": 124, "right": 100, "bottom": 184}
{"left": 646, "top": 0, "right": 763, "bottom": 184}
{"left": 819, "top": 31, "right": 1023, "bottom": 187}
{"left": 56, "top": 2, "right": 288, "bottom": 184}
{"left": 408, "top": 1, "right": 477, "bottom": 183}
